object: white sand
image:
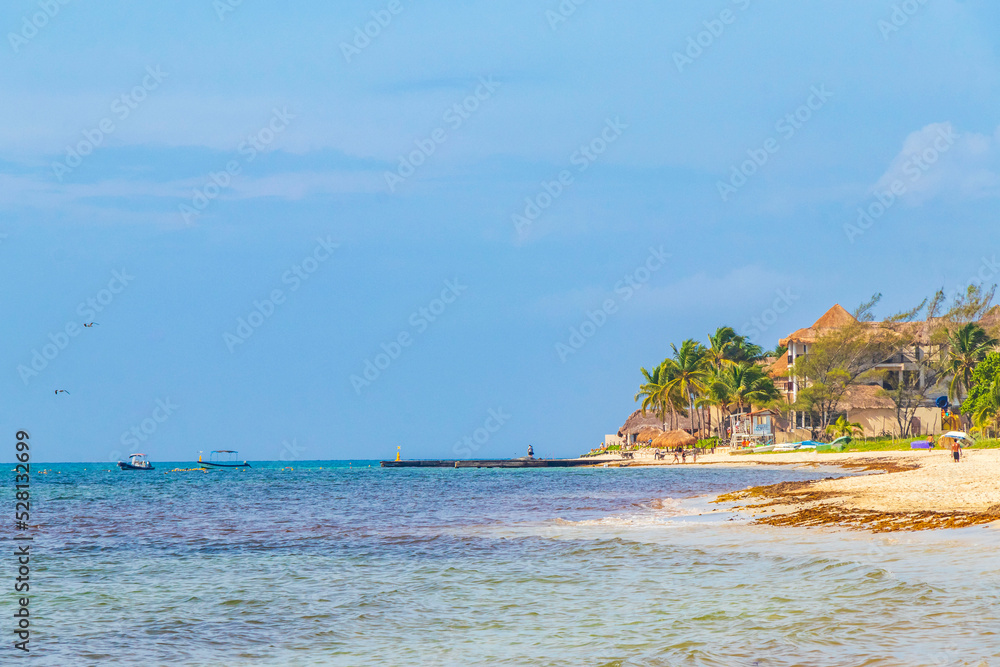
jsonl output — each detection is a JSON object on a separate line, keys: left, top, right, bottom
{"left": 604, "top": 448, "right": 1000, "bottom": 513}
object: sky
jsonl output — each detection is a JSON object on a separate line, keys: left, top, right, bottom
{"left": 3, "top": 0, "right": 1000, "bottom": 462}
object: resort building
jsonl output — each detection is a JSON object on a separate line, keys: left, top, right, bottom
{"left": 773, "top": 304, "right": 949, "bottom": 437}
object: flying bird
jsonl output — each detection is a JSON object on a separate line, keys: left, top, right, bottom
{"left": 55, "top": 390, "right": 70, "bottom": 395}
{"left": 83, "top": 322, "right": 99, "bottom": 327}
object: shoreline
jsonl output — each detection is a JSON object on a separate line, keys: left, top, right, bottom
{"left": 705, "top": 449, "right": 1000, "bottom": 532}
{"left": 589, "top": 449, "right": 1000, "bottom": 532}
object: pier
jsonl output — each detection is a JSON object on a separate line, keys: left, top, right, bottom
{"left": 380, "top": 458, "right": 599, "bottom": 468}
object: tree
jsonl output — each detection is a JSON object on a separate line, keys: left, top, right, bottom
{"left": 939, "top": 284, "right": 997, "bottom": 325}
{"left": 961, "top": 352, "right": 1000, "bottom": 425}
{"left": 764, "top": 344, "right": 787, "bottom": 359}
{"left": 634, "top": 362, "right": 671, "bottom": 431}
{"left": 825, "top": 415, "right": 863, "bottom": 439}
{"left": 877, "top": 368, "right": 940, "bottom": 439}
{"left": 869, "top": 298, "right": 949, "bottom": 438}
{"left": 705, "top": 326, "right": 764, "bottom": 367}
{"left": 971, "top": 378, "right": 1000, "bottom": 438}
{"left": 709, "top": 363, "right": 781, "bottom": 432}
{"left": 728, "top": 337, "right": 765, "bottom": 364}
{"left": 664, "top": 339, "right": 709, "bottom": 434}
{"left": 790, "top": 318, "right": 902, "bottom": 431}
{"left": 945, "top": 323, "right": 998, "bottom": 403}
{"left": 853, "top": 293, "right": 883, "bottom": 322}
{"left": 705, "top": 327, "right": 739, "bottom": 372}
{"left": 634, "top": 361, "right": 687, "bottom": 431}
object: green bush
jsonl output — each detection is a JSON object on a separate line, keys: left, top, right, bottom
{"left": 696, "top": 438, "right": 719, "bottom": 449}
{"left": 963, "top": 351, "right": 1000, "bottom": 416}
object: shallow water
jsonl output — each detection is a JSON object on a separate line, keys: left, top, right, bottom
{"left": 20, "top": 462, "right": 1000, "bottom": 665}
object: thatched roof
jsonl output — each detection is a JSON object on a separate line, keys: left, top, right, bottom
{"left": 780, "top": 304, "right": 857, "bottom": 346}
{"left": 837, "top": 384, "right": 895, "bottom": 411}
{"left": 767, "top": 354, "right": 789, "bottom": 378}
{"left": 779, "top": 303, "right": 947, "bottom": 347}
{"left": 618, "top": 409, "right": 695, "bottom": 436}
{"left": 636, "top": 428, "right": 662, "bottom": 442}
{"left": 652, "top": 430, "right": 697, "bottom": 449}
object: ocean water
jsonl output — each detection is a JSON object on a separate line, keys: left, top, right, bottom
{"left": 17, "top": 461, "right": 1000, "bottom": 666}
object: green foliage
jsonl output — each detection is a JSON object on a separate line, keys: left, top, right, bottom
{"left": 962, "top": 352, "right": 1000, "bottom": 418}
{"left": 750, "top": 437, "right": 1000, "bottom": 453}
{"left": 696, "top": 438, "right": 719, "bottom": 449}
{"left": 946, "top": 323, "right": 998, "bottom": 402}
{"left": 825, "top": 415, "right": 863, "bottom": 438}
{"left": 766, "top": 345, "right": 788, "bottom": 359}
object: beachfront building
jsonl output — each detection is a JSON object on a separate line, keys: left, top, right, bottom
{"left": 773, "top": 304, "right": 948, "bottom": 437}
{"left": 726, "top": 408, "right": 788, "bottom": 447}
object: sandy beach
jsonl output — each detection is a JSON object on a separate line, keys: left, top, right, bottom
{"left": 596, "top": 449, "right": 1000, "bottom": 532}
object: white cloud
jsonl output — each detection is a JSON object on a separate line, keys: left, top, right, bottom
{"left": 873, "top": 121, "right": 1000, "bottom": 204}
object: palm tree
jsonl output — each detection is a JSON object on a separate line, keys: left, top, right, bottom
{"left": 825, "top": 415, "right": 863, "bottom": 439}
{"left": 972, "top": 377, "right": 1000, "bottom": 438}
{"left": 705, "top": 327, "right": 765, "bottom": 367}
{"left": 712, "top": 363, "right": 781, "bottom": 416}
{"left": 728, "top": 337, "right": 765, "bottom": 364}
{"left": 664, "top": 339, "right": 709, "bottom": 434}
{"left": 946, "top": 323, "right": 998, "bottom": 403}
{"left": 635, "top": 362, "right": 670, "bottom": 430}
{"left": 705, "top": 327, "right": 739, "bottom": 371}
{"left": 698, "top": 367, "right": 735, "bottom": 437}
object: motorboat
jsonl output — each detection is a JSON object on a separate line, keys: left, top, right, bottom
{"left": 118, "top": 453, "right": 154, "bottom": 470}
{"left": 198, "top": 450, "right": 251, "bottom": 468}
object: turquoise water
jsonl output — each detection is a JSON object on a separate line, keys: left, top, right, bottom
{"left": 16, "top": 462, "right": 1000, "bottom": 665}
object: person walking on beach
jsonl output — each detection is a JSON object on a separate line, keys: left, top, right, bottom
{"left": 681, "top": 449, "right": 687, "bottom": 464}
{"left": 672, "top": 447, "right": 681, "bottom": 464}
{"left": 950, "top": 438, "right": 961, "bottom": 463}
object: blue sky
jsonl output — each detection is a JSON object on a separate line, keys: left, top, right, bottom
{"left": 3, "top": 0, "right": 999, "bottom": 462}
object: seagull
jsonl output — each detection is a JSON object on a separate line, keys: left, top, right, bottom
{"left": 83, "top": 322, "right": 99, "bottom": 327}
{"left": 55, "top": 389, "right": 70, "bottom": 395}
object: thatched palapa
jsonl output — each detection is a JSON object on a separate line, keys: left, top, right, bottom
{"left": 636, "top": 428, "right": 663, "bottom": 442}
{"left": 652, "top": 430, "right": 697, "bottom": 449}
{"left": 618, "top": 409, "right": 696, "bottom": 438}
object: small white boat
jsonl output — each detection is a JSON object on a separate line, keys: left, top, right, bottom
{"left": 118, "top": 453, "right": 154, "bottom": 470}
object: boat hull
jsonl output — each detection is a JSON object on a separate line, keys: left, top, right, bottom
{"left": 118, "top": 462, "right": 154, "bottom": 470}
{"left": 201, "top": 461, "right": 251, "bottom": 468}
